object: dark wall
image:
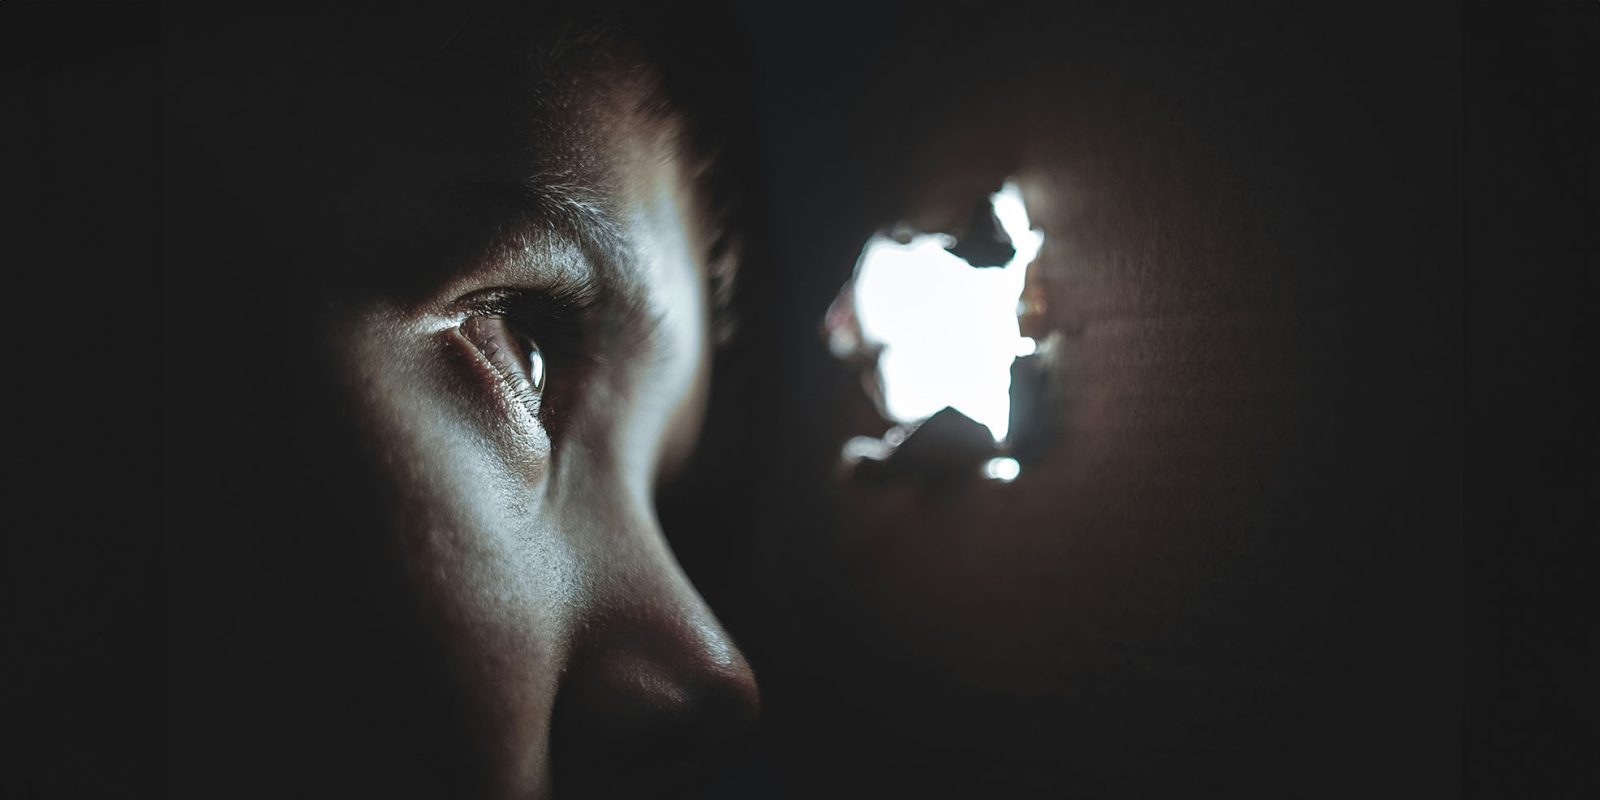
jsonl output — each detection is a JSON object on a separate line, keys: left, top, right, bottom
{"left": 670, "top": 3, "right": 1470, "bottom": 796}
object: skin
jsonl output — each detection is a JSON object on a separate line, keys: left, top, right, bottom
{"left": 163, "top": 19, "right": 755, "bottom": 799}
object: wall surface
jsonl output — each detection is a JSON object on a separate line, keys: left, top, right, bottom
{"left": 670, "top": 3, "right": 1465, "bottom": 796}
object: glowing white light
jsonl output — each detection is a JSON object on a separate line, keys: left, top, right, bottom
{"left": 851, "top": 180, "right": 1043, "bottom": 441}
{"left": 982, "top": 456, "right": 1022, "bottom": 482}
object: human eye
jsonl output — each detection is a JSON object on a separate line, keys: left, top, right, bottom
{"left": 460, "top": 313, "right": 547, "bottom": 417}
{"left": 454, "top": 282, "right": 601, "bottom": 429}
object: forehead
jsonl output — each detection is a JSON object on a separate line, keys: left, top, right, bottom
{"left": 227, "top": 27, "right": 688, "bottom": 302}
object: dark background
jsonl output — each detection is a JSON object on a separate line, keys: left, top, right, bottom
{"left": 665, "top": 2, "right": 1589, "bottom": 796}
{"left": 4, "top": 1, "right": 1592, "bottom": 796}
{"left": 677, "top": 3, "right": 1470, "bottom": 796}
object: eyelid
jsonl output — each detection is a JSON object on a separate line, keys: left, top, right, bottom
{"left": 460, "top": 315, "right": 546, "bottom": 416}
{"left": 456, "top": 276, "right": 604, "bottom": 319}
{"left": 455, "top": 282, "right": 608, "bottom": 437}
{"left": 444, "top": 319, "right": 553, "bottom": 470}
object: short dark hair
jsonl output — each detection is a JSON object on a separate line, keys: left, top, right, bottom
{"left": 518, "top": 3, "right": 755, "bottom": 345}
{"left": 164, "top": 1, "right": 755, "bottom": 341}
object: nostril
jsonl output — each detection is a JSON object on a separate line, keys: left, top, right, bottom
{"left": 549, "top": 611, "right": 759, "bottom": 794}
{"left": 562, "top": 652, "right": 756, "bottom": 754}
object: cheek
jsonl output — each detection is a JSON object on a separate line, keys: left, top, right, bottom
{"left": 341, "top": 315, "right": 583, "bottom": 792}
{"left": 395, "top": 496, "right": 577, "bottom": 793}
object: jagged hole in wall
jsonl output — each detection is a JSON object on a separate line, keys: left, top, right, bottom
{"left": 829, "top": 180, "right": 1043, "bottom": 456}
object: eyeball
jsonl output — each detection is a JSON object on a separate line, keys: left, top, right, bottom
{"left": 461, "top": 315, "right": 548, "bottom": 405}
{"left": 523, "top": 335, "right": 546, "bottom": 393}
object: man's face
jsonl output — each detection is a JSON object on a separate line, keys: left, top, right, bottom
{"left": 164, "top": 31, "right": 755, "bottom": 798}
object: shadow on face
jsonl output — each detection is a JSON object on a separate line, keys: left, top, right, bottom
{"left": 162, "top": 8, "right": 756, "bottom": 798}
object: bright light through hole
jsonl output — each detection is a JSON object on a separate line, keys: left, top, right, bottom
{"left": 851, "top": 181, "right": 1043, "bottom": 442}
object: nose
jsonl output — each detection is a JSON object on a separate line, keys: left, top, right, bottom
{"left": 549, "top": 562, "right": 759, "bottom": 796}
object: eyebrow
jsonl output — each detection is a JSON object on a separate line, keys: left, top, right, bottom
{"left": 515, "top": 172, "right": 628, "bottom": 256}
{"left": 497, "top": 175, "right": 670, "bottom": 357}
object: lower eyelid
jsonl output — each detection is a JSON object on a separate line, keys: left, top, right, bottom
{"left": 437, "top": 327, "right": 554, "bottom": 478}
{"left": 458, "top": 316, "right": 546, "bottom": 422}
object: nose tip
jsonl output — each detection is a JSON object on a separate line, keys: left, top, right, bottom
{"left": 550, "top": 607, "right": 759, "bottom": 794}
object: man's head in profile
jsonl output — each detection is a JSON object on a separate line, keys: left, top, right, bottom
{"left": 162, "top": 4, "right": 757, "bottom": 796}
